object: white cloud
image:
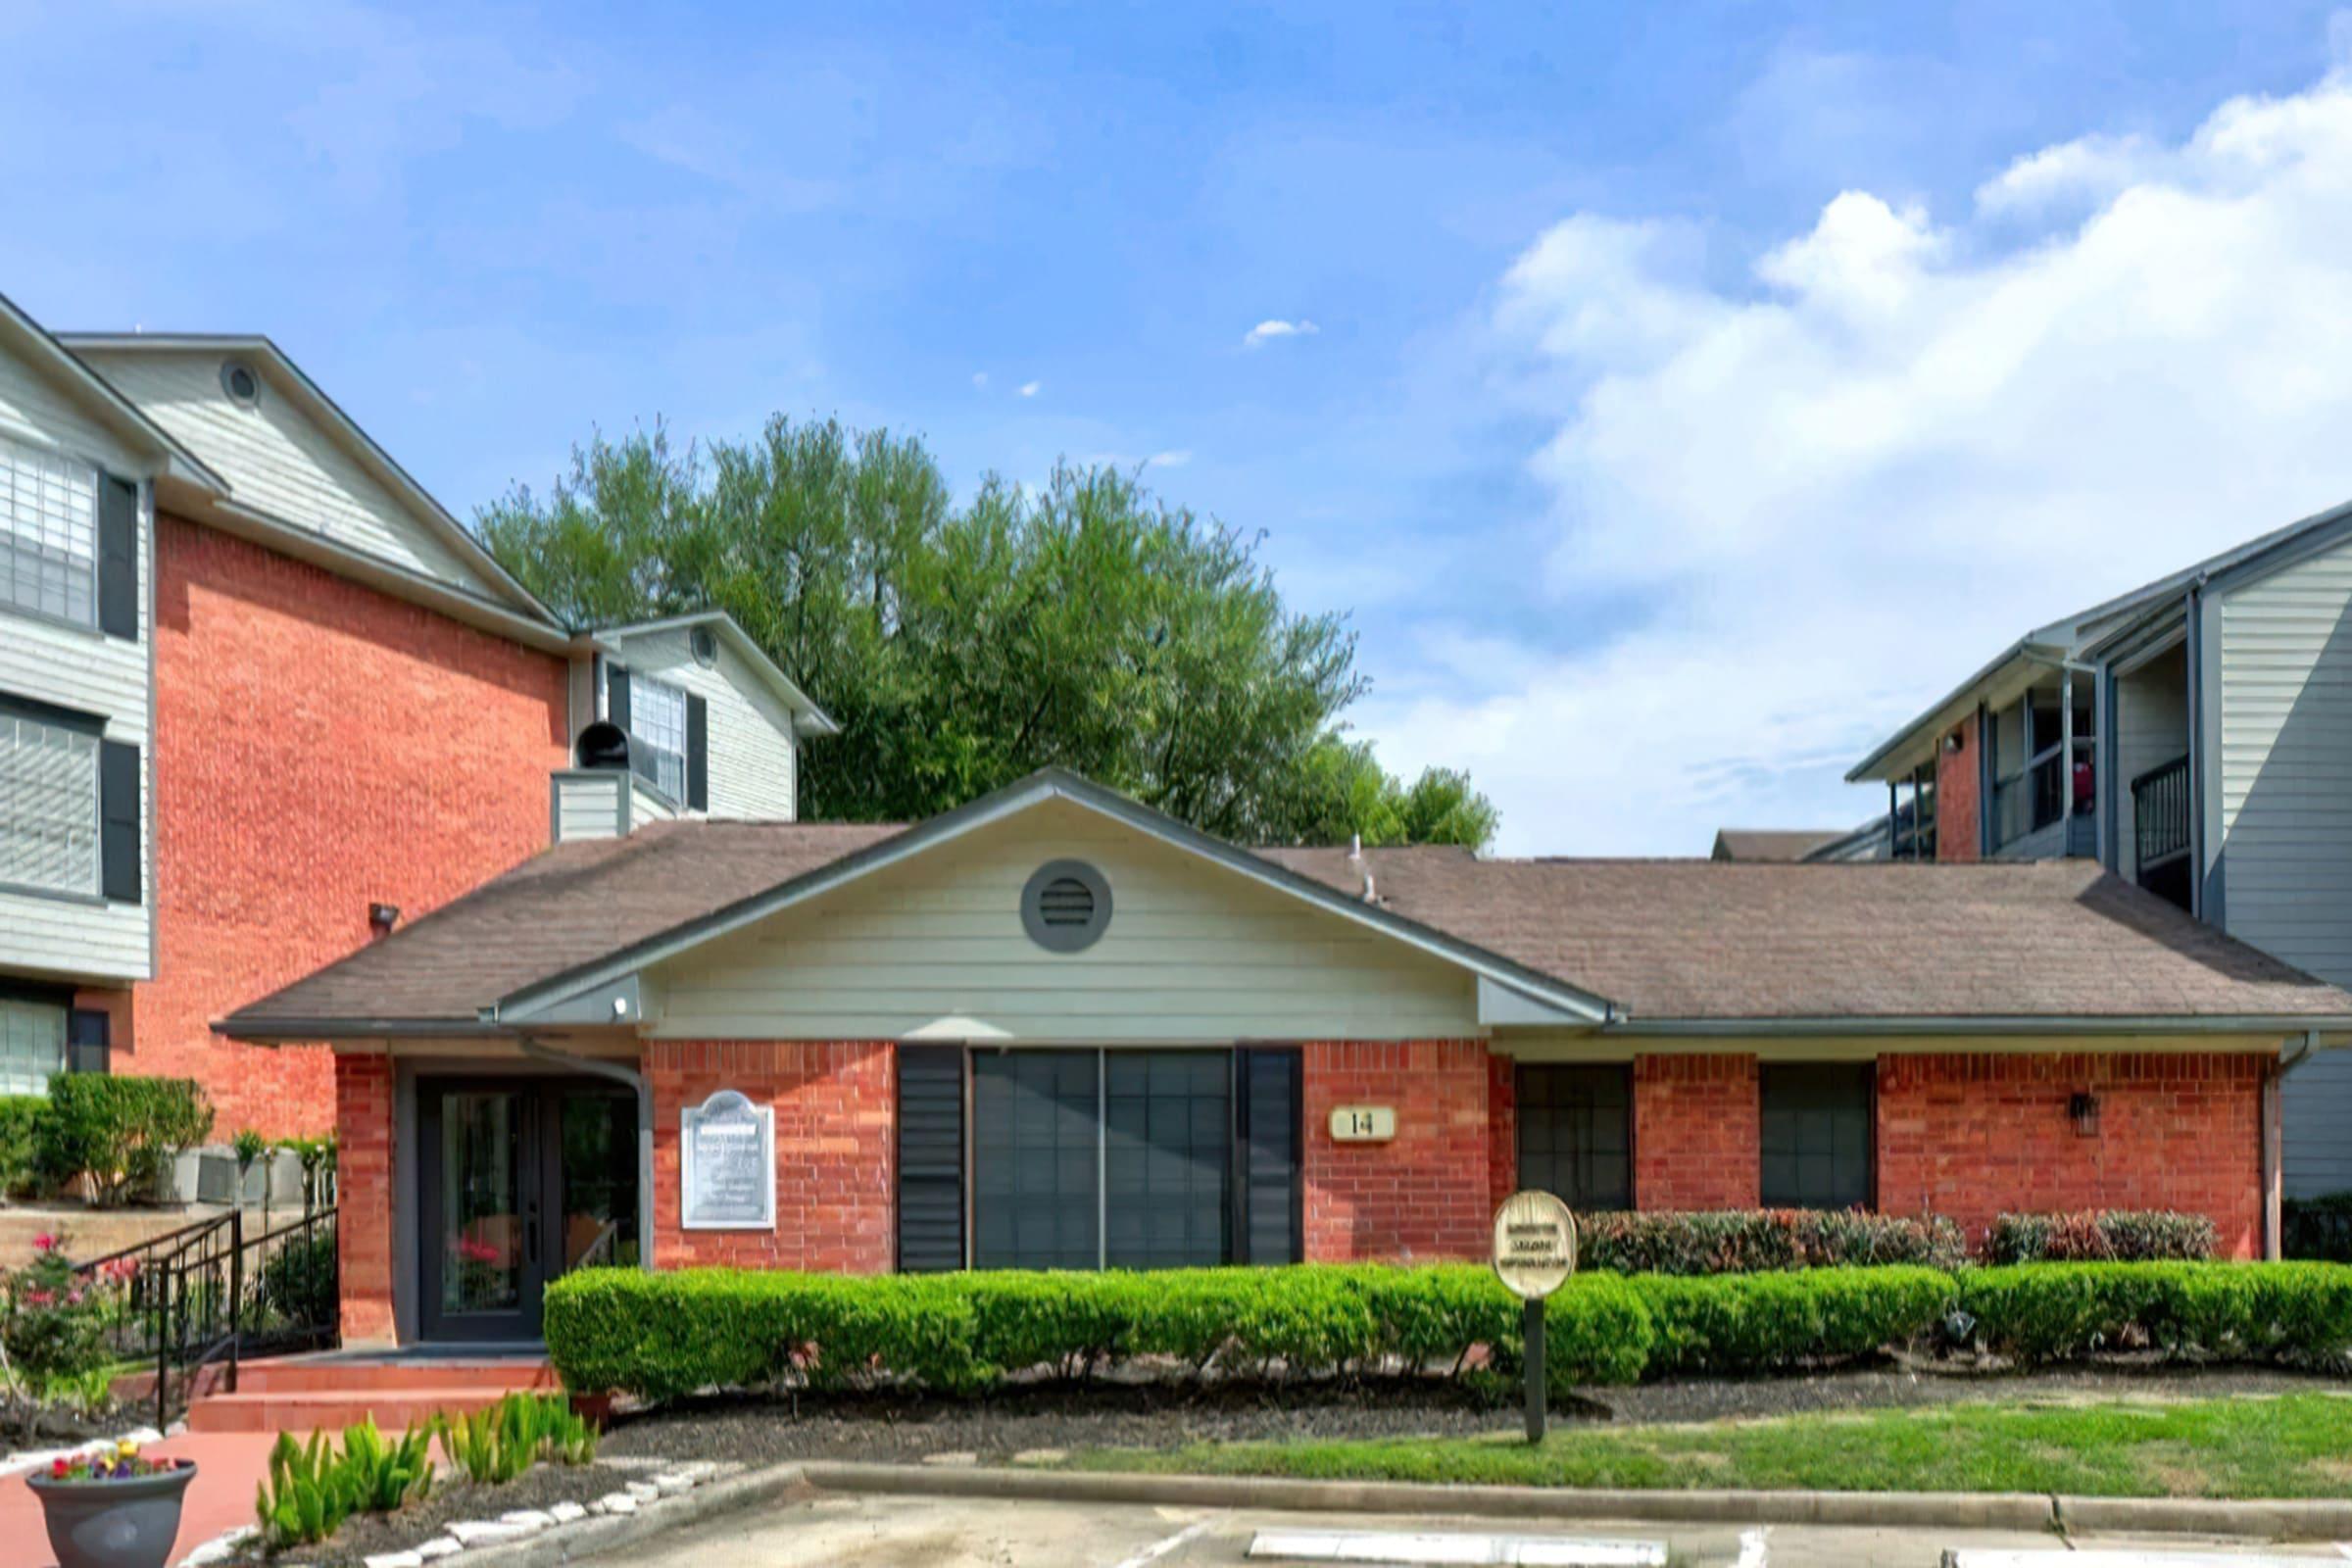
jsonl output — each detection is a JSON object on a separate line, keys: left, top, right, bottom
{"left": 1147, "top": 449, "right": 1192, "bottom": 468}
{"left": 1243, "top": 318, "right": 1320, "bottom": 348}
{"left": 1363, "top": 66, "right": 2352, "bottom": 855}
{"left": 971, "top": 371, "right": 989, "bottom": 389}
{"left": 1018, "top": 379, "right": 1042, "bottom": 398}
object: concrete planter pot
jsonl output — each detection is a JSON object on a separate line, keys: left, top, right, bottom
{"left": 25, "top": 1464, "right": 196, "bottom": 1568}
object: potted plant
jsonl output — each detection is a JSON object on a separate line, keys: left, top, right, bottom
{"left": 25, "top": 1443, "right": 197, "bottom": 1568}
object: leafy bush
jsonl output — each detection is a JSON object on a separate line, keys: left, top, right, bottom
{"left": 1630, "top": 1266, "right": 1953, "bottom": 1376}
{"left": 1988, "top": 1210, "right": 2220, "bottom": 1264}
{"left": 0, "top": 1097, "right": 43, "bottom": 1201}
{"left": 257, "top": 1228, "right": 338, "bottom": 1329}
{"left": 433, "top": 1393, "right": 598, "bottom": 1484}
{"left": 36, "top": 1076, "right": 213, "bottom": 1205}
{"left": 1, "top": 1234, "right": 132, "bottom": 1413}
{"left": 1959, "top": 1262, "right": 2352, "bottom": 1363}
{"left": 1578, "top": 1209, "right": 1969, "bottom": 1275}
{"left": 2282, "top": 1193, "right": 2352, "bottom": 1263}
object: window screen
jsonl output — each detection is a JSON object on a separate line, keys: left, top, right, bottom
{"left": 0, "top": 997, "right": 67, "bottom": 1097}
{"left": 1516, "top": 1063, "right": 1632, "bottom": 1210}
{"left": 1759, "top": 1062, "right": 1875, "bottom": 1210}
{"left": 1104, "top": 1051, "right": 1229, "bottom": 1268}
{"left": 630, "top": 675, "right": 689, "bottom": 804}
{"left": 0, "top": 708, "right": 99, "bottom": 896}
{"left": 972, "top": 1052, "right": 1100, "bottom": 1269}
{"left": 0, "top": 435, "right": 97, "bottom": 626}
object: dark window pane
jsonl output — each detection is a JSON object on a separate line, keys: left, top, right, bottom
{"left": 1104, "top": 1050, "right": 1230, "bottom": 1269}
{"left": 1758, "top": 1062, "right": 1875, "bottom": 1210}
{"left": 1516, "top": 1064, "right": 1632, "bottom": 1210}
{"left": 973, "top": 1052, "right": 1100, "bottom": 1269}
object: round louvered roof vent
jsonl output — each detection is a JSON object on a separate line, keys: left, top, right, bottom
{"left": 1021, "top": 859, "right": 1111, "bottom": 953}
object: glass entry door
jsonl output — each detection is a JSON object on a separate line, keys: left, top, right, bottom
{"left": 418, "top": 1079, "right": 638, "bottom": 1343}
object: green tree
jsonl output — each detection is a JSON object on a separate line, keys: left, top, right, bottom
{"left": 477, "top": 416, "right": 1499, "bottom": 848}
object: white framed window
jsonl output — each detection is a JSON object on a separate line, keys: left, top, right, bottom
{"left": 0, "top": 709, "right": 100, "bottom": 896}
{"left": 0, "top": 998, "right": 67, "bottom": 1097}
{"left": 632, "top": 675, "right": 689, "bottom": 803}
{"left": 0, "top": 433, "right": 99, "bottom": 626}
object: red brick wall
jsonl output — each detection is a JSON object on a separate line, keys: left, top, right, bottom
{"left": 135, "top": 516, "right": 568, "bottom": 1137}
{"left": 1634, "top": 1054, "right": 1760, "bottom": 1209}
{"left": 1487, "top": 1053, "right": 1517, "bottom": 1211}
{"left": 648, "top": 1041, "right": 896, "bottom": 1272}
{"left": 1301, "top": 1040, "right": 1492, "bottom": 1263}
{"left": 1877, "top": 1052, "right": 2266, "bottom": 1257}
{"left": 334, "top": 1053, "right": 396, "bottom": 1346}
{"left": 1936, "top": 715, "right": 1981, "bottom": 863}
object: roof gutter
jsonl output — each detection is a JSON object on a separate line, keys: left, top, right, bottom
{"left": 211, "top": 1016, "right": 516, "bottom": 1044}
{"left": 1606, "top": 1014, "right": 2352, "bottom": 1039}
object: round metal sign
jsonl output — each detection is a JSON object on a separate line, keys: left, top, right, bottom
{"left": 1492, "top": 1189, "right": 1578, "bottom": 1300}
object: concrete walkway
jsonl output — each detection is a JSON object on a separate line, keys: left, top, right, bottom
{"left": 2, "top": 1431, "right": 275, "bottom": 1568}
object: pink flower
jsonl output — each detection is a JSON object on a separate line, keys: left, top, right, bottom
{"left": 23, "top": 1289, "right": 52, "bottom": 1308}
{"left": 49, "top": 1458, "right": 67, "bottom": 1478}
{"left": 31, "top": 1234, "right": 56, "bottom": 1253}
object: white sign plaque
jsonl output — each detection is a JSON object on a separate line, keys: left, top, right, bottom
{"left": 1492, "top": 1189, "right": 1577, "bottom": 1300}
{"left": 680, "top": 1089, "right": 775, "bottom": 1231}
{"left": 1327, "top": 1104, "right": 1396, "bottom": 1143}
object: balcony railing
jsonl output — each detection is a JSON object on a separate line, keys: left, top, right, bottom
{"left": 2132, "top": 754, "right": 2192, "bottom": 869}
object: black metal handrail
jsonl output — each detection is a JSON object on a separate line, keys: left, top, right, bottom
{"left": 2132, "top": 754, "right": 2192, "bottom": 869}
{"left": 74, "top": 1204, "right": 339, "bottom": 1427}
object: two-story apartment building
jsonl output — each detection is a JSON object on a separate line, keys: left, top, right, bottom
{"left": 1848, "top": 498, "right": 2352, "bottom": 1197}
{"left": 0, "top": 291, "right": 829, "bottom": 1143}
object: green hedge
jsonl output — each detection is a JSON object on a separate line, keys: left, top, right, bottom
{"left": 0, "top": 1096, "right": 43, "bottom": 1200}
{"left": 545, "top": 1265, "right": 1654, "bottom": 1399}
{"left": 1630, "top": 1266, "right": 1953, "bottom": 1376}
{"left": 35, "top": 1075, "right": 213, "bottom": 1205}
{"left": 1988, "top": 1210, "right": 2219, "bottom": 1264}
{"left": 1959, "top": 1262, "right": 2352, "bottom": 1362}
{"left": 1579, "top": 1209, "right": 1969, "bottom": 1274}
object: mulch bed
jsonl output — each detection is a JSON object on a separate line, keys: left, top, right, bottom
{"left": 222, "top": 1460, "right": 622, "bottom": 1567}
{"left": 598, "top": 1362, "right": 2351, "bottom": 1468}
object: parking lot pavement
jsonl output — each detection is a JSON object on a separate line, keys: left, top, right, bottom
{"left": 622, "top": 1491, "right": 2352, "bottom": 1568}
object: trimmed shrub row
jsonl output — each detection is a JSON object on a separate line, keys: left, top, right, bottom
{"left": 544, "top": 1260, "right": 2352, "bottom": 1400}
{"left": 2, "top": 1076, "right": 214, "bottom": 1206}
{"left": 1578, "top": 1209, "right": 1968, "bottom": 1275}
{"left": 1988, "top": 1210, "right": 2219, "bottom": 1264}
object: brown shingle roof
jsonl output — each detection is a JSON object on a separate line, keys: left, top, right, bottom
{"left": 220, "top": 793, "right": 2352, "bottom": 1036}
{"left": 1257, "top": 848, "right": 2351, "bottom": 1022}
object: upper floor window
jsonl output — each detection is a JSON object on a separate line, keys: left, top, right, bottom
{"left": 0, "top": 433, "right": 99, "bottom": 626}
{"left": 0, "top": 707, "right": 100, "bottom": 897}
{"left": 632, "top": 674, "right": 689, "bottom": 803}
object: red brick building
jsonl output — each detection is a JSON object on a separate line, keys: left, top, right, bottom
{"left": 221, "top": 769, "right": 2351, "bottom": 1348}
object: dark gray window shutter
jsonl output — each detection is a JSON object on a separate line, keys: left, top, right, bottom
{"left": 97, "top": 474, "right": 138, "bottom": 640}
{"left": 686, "top": 693, "right": 709, "bottom": 810}
{"left": 67, "top": 1008, "right": 111, "bottom": 1074}
{"left": 896, "top": 1046, "right": 965, "bottom": 1272}
{"left": 606, "top": 665, "right": 631, "bottom": 731}
{"left": 1236, "top": 1047, "right": 1302, "bottom": 1264}
{"left": 99, "top": 740, "right": 140, "bottom": 904}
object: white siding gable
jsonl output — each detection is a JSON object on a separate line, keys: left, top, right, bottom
{"left": 601, "top": 626, "right": 798, "bottom": 819}
{"left": 71, "top": 348, "right": 505, "bottom": 600}
{"left": 650, "top": 800, "right": 1478, "bottom": 1044}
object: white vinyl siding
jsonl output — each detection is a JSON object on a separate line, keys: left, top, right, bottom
{"left": 69, "top": 349, "right": 502, "bottom": 598}
{"left": 0, "top": 433, "right": 97, "bottom": 626}
{"left": 600, "top": 627, "right": 798, "bottom": 818}
{"left": 0, "top": 712, "right": 98, "bottom": 896}
{"left": 651, "top": 799, "right": 1477, "bottom": 1043}
{"left": 0, "top": 997, "right": 67, "bottom": 1097}
{"left": 2214, "top": 536, "right": 2352, "bottom": 1196}
{"left": 0, "top": 341, "right": 152, "bottom": 983}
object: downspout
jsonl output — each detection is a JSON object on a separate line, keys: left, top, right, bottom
{"left": 2264, "top": 1032, "right": 2319, "bottom": 1260}
{"left": 519, "top": 1037, "right": 656, "bottom": 1274}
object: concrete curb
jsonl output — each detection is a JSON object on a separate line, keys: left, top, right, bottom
{"left": 2054, "top": 1493, "right": 2352, "bottom": 1541}
{"left": 447, "top": 1463, "right": 813, "bottom": 1567}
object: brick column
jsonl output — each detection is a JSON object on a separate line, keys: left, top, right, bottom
{"left": 1487, "top": 1052, "right": 1518, "bottom": 1211}
{"left": 334, "top": 1053, "right": 397, "bottom": 1346}
{"left": 1936, "top": 715, "right": 1981, "bottom": 862}
{"left": 1301, "top": 1040, "right": 1493, "bottom": 1262}
{"left": 1633, "top": 1054, "right": 1760, "bottom": 1209}
{"left": 647, "top": 1041, "right": 896, "bottom": 1272}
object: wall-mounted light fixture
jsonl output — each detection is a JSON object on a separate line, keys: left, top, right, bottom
{"left": 368, "top": 902, "right": 401, "bottom": 940}
{"left": 1942, "top": 730, "right": 1965, "bottom": 753}
{"left": 2068, "top": 1090, "right": 2101, "bottom": 1138}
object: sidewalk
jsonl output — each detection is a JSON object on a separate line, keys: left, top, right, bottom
{"left": 2, "top": 1431, "right": 276, "bottom": 1568}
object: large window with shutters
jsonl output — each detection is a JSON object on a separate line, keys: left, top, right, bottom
{"left": 1104, "top": 1052, "right": 1229, "bottom": 1268}
{"left": 0, "top": 706, "right": 100, "bottom": 897}
{"left": 972, "top": 1052, "right": 1102, "bottom": 1269}
{"left": 1759, "top": 1062, "right": 1876, "bottom": 1210}
{"left": 630, "top": 675, "right": 690, "bottom": 804}
{"left": 0, "top": 434, "right": 98, "bottom": 626}
{"left": 1517, "top": 1064, "right": 1632, "bottom": 1210}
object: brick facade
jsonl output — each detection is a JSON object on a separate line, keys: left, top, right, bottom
{"left": 648, "top": 1041, "right": 896, "bottom": 1272}
{"left": 1487, "top": 1052, "right": 1517, "bottom": 1211}
{"left": 1877, "top": 1052, "right": 2266, "bottom": 1257}
{"left": 334, "top": 1053, "right": 396, "bottom": 1346}
{"left": 1634, "top": 1053, "right": 1761, "bottom": 1209}
{"left": 135, "top": 516, "right": 568, "bottom": 1137}
{"left": 1300, "top": 1040, "right": 1493, "bottom": 1263}
{"left": 1936, "top": 715, "right": 1981, "bottom": 862}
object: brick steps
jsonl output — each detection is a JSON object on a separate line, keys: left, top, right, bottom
{"left": 186, "top": 1356, "right": 558, "bottom": 1433}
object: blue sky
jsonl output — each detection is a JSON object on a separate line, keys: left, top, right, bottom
{"left": 11, "top": 2, "right": 2352, "bottom": 852}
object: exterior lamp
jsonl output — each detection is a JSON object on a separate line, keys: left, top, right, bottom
{"left": 368, "top": 902, "right": 401, "bottom": 940}
{"left": 2068, "top": 1091, "right": 2101, "bottom": 1138}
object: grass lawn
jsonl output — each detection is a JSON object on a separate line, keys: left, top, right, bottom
{"left": 1069, "top": 1393, "right": 2352, "bottom": 1499}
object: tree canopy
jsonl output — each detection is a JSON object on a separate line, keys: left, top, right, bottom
{"left": 476, "top": 417, "right": 1499, "bottom": 848}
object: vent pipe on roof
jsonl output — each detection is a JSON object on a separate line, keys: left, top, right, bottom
{"left": 1348, "top": 832, "right": 1376, "bottom": 904}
